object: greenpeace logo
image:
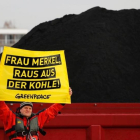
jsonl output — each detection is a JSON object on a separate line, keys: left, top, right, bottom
{"left": 15, "top": 93, "right": 51, "bottom": 99}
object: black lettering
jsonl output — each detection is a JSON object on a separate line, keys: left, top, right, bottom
{"left": 15, "top": 94, "right": 20, "bottom": 99}
{"left": 7, "top": 79, "right": 61, "bottom": 90}
{"left": 5, "top": 55, "right": 30, "bottom": 66}
{"left": 37, "top": 95, "right": 40, "bottom": 99}
{"left": 5, "top": 54, "right": 61, "bottom": 67}
{"left": 15, "top": 94, "right": 52, "bottom": 99}
{"left": 34, "top": 94, "right": 37, "bottom": 99}
{"left": 47, "top": 95, "right": 51, "bottom": 99}
{"left": 27, "top": 94, "right": 29, "bottom": 99}
{"left": 24, "top": 94, "right": 27, "bottom": 99}
{"left": 30, "top": 94, "right": 34, "bottom": 99}
{"left": 43, "top": 95, "right": 47, "bottom": 99}
{"left": 21, "top": 94, "right": 24, "bottom": 99}
{"left": 7, "top": 80, "right": 27, "bottom": 89}
{"left": 13, "top": 68, "right": 55, "bottom": 79}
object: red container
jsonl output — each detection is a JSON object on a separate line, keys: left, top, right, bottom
{"left": 0, "top": 103, "right": 140, "bottom": 140}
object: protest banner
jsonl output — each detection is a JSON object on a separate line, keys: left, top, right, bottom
{"left": 0, "top": 46, "right": 71, "bottom": 103}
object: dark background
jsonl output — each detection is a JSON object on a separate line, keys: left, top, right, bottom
{"left": 1, "top": 7, "right": 140, "bottom": 102}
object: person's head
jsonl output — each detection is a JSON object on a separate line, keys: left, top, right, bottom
{"left": 20, "top": 102, "right": 33, "bottom": 118}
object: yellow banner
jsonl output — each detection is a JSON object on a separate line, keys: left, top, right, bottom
{"left": 0, "top": 46, "right": 70, "bottom": 103}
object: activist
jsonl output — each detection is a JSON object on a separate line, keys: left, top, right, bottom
{"left": 0, "top": 87, "right": 72, "bottom": 140}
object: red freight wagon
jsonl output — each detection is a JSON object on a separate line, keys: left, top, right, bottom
{"left": 0, "top": 103, "right": 140, "bottom": 140}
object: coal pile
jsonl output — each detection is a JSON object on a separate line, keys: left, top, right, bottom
{"left": 11, "top": 7, "right": 140, "bottom": 102}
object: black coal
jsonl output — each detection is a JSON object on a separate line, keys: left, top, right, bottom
{"left": 6, "top": 7, "right": 140, "bottom": 102}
